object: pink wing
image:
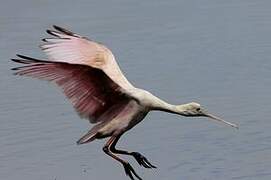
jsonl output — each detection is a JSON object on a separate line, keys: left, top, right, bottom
{"left": 11, "top": 26, "right": 138, "bottom": 124}
{"left": 11, "top": 55, "right": 132, "bottom": 124}
{"left": 40, "top": 25, "right": 133, "bottom": 90}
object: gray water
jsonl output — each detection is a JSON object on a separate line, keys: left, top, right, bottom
{"left": 1, "top": 0, "right": 271, "bottom": 180}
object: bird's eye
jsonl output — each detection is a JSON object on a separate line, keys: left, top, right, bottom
{"left": 196, "top": 108, "right": 200, "bottom": 111}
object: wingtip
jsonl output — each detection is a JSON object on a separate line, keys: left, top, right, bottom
{"left": 52, "top": 24, "right": 61, "bottom": 30}
{"left": 10, "top": 58, "right": 20, "bottom": 63}
{"left": 16, "top": 54, "right": 21, "bottom": 58}
{"left": 16, "top": 54, "right": 25, "bottom": 59}
{"left": 46, "top": 29, "right": 59, "bottom": 37}
{"left": 11, "top": 54, "right": 52, "bottom": 64}
{"left": 10, "top": 66, "right": 21, "bottom": 74}
{"left": 11, "top": 71, "right": 19, "bottom": 75}
{"left": 15, "top": 54, "right": 35, "bottom": 61}
{"left": 76, "top": 140, "right": 82, "bottom": 145}
{"left": 54, "top": 25, "right": 76, "bottom": 36}
{"left": 10, "top": 67, "right": 18, "bottom": 70}
{"left": 10, "top": 57, "right": 27, "bottom": 64}
{"left": 76, "top": 138, "right": 87, "bottom": 145}
{"left": 46, "top": 29, "right": 53, "bottom": 35}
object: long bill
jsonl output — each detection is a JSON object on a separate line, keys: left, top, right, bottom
{"left": 203, "top": 112, "right": 239, "bottom": 129}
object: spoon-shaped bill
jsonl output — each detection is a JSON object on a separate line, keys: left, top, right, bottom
{"left": 204, "top": 113, "right": 238, "bottom": 129}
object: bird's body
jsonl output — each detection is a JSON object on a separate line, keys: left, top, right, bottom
{"left": 12, "top": 26, "right": 238, "bottom": 180}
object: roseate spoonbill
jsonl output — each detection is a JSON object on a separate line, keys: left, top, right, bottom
{"left": 11, "top": 25, "right": 238, "bottom": 180}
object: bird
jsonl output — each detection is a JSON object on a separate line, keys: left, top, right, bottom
{"left": 11, "top": 25, "right": 238, "bottom": 180}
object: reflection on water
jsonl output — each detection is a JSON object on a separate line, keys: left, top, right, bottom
{"left": 1, "top": 0, "right": 271, "bottom": 180}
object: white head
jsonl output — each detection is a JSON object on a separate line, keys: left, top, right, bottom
{"left": 176, "top": 102, "right": 202, "bottom": 116}
{"left": 176, "top": 102, "right": 238, "bottom": 129}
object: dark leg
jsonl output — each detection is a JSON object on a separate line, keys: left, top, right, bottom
{"left": 110, "top": 135, "right": 156, "bottom": 169}
{"left": 103, "top": 136, "right": 142, "bottom": 180}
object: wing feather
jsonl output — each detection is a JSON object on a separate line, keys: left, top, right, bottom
{"left": 40, "top": 25, "right": 134, "bottom": 90}
{"left": 11, "top": 55, "right": 132, "bottom": 124}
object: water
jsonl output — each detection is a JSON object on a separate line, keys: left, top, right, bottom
{"left": 1, "top": 0, "right": 271, "bottom": 179}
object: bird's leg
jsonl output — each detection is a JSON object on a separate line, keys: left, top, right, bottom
{"left": 103, "top": 136, "right": 142, "bottom": 180}
{"left": 110, "top": 135, "right": 156, "bottom": 169}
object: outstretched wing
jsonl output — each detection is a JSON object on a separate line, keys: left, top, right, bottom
{"left": 40, "top": 25, "right": 134, "bottom": 90}
{"left": 11, "top": 55, "right": 132, "bottom": 124}
{"left": 11, "top": 25, "right": 136, "bottom": 124}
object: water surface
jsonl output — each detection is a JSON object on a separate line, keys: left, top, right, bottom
{"left": 1, "top": 0, "right": 271, "bottom": 179}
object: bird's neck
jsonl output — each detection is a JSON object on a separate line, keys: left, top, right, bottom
{"left": 154, "top": 102, "right": 187, "bottom": 115}
{"left": 148, "top": 94, "right": 187, "bottom": 115}
{"left": 132, "top": 89, "right": 188, "bottom": 115}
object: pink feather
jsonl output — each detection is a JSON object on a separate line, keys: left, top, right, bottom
{"left": 12, "top": 55, "right": 131, "bottom": 124}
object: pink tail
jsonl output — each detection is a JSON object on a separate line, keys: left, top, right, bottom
{"left": 77, "top": 131, "right": 97, "bottom": 145}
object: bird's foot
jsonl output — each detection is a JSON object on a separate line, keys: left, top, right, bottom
{"left": 123, "top": 162, "right": 142, "bottom": 180}
{"left": 131, "top": 152, "right": 157, "bottom": 169}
